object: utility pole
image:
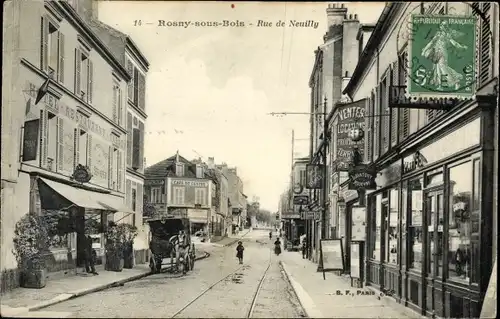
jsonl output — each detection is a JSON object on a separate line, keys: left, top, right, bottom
{"left": 322, "top": 97, "right": 328, "bottom": 240}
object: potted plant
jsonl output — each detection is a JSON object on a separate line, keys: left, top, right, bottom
{"left": 104, "top": 221, "right": 124, "bottom": 272}
{"left": 120, "top": 224, "right": 138, "bottom": 269}
{"left": 12, "top": 212, "right": 49, "bottom": 289}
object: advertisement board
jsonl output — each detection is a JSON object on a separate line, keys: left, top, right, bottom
{"left": 335, "top": 100, "right": 366, "bottom": 171}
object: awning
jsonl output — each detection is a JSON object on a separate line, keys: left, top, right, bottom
{"left": 38, "top": 178, "right": 132, "bottom": 213}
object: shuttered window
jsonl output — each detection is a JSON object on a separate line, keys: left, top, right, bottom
{"left": 398, "top": 52, "right": 410, "bottom": 141}
{"left": 126, "top": 179, "right": 132, "bottom": 208}
{"left": 477, "top": 3, "right": 492, "bottom": 87}
{"left": 127, "top": 59, "right": 134, "bottom": 101}
{"left": 73, "top": 128, "right": 80, "bottom": 170}
{"left": 138, "top": 73, "right": 146, "bottom": 110}
{"left": 132, "top": 128, "right": 140, "bottom": 169}
{"left": 365, "top": 94, "right": 374, "bottom": 163}
{"left": 139, "top": 121, "right": 145, "bottom": 170}
{"left": 40, "top": 17, "right": 49, "bottom": 72}
{"left": 39, "top": 110, "right": 48, "bottom": 168}
{"left": 57, "top": 32, "right": 65, "bottom": 83}
{"left": 74, "top": 49, "right": 93, "bottom": 104}
{"left": 373, "top": 87, "right": 380, "bottom": 160}
{"left": 57, "top": 117, "right": 64, "bottom": 172}
{"left": 390, "top": 61, "right": 399, "bottom": 147}
{"left": 41, "top": 16, "right": 63, "bottom": 82}
{"left": 86, "top": 134, "right": 92, "bottom": 171}
{"left": 74, "top": 48, "right": 81, "bottom": 95}
{"left": 117, "top": 150, "right": 123, "bottom": 192}
{"left": 108, "top": 146, "right": 114, "bottom": 189}
{"left": 112, "top": 83, "right": 118, "bottom": 122}
{"left": 381, "top": 72, "right": 390, "bottom": 154}
{"left": 126, "top": 112, "right": 133, "bottom": 167}
{"left": 87, "top": 60, "right": 93, "bottom": 104}
{"left": 117, "top": 87, "right": 123, "bottom": 126}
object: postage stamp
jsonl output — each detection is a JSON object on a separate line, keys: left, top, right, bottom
{"left": 407, "top": 15, "right": 477, "bottom": 99}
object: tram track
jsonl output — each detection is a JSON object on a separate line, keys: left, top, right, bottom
{"left": 170, "top": 249, "right": 273, "bottom": 318}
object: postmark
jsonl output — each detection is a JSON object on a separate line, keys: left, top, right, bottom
{"left": 394, "top": 3, "right": 491, "bottom": 100}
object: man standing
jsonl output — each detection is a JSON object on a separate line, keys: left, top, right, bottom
{"left": 84, "top": 234, "right": 98, "bottom": 275}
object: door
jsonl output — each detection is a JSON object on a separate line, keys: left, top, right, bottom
{"left": 424, "top": 189, "right": 444, "bottom": 316}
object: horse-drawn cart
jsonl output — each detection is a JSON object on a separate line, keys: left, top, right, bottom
{"left": 147, "top": 216, "right": 195, "bottom": 275}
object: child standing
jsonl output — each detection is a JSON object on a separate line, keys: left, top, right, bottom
{"left": 236, "top": 241, "right": 244, "bottom": 264}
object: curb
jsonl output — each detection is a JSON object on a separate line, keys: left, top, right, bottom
{"left": 279, "top": 261, "right": 323, "bottom": 318}
{"left": 24, "top": 251, "right": 210, "bottom": 313}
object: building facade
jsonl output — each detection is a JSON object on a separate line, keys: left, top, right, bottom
{"left": 1, "top": 0, "right": 133, "bottom": 291}
{"left": 342, "top": 3, "right": 498, "bottom": 318}
{"left": 308, "top": 4, "right": 364, "bottom": 262}
{"left": 223, "top": 165, "right": 246, "bottom": 233}
{"left": 144, "top": 153, "right": 213, "bottom": 235}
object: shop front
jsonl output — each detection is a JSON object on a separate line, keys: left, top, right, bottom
{"left": 33, "top": 172, "right": 133, "bottom": 278}
{"left": 365, "top": 110, "right": 495, "bottom": 318}
{"left": 188, "top": 208, "right": 209, "bottom": 235}
{"left": 338, "top": 186, "right": 362, "bottom": 275}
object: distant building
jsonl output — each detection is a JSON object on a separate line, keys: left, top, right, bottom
{"left": 220, "top": 165, "right": 246, "bottom": 233}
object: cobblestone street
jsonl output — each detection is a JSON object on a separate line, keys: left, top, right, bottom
{"left": 30, "top": 230, "right": 304, "bottom": 318}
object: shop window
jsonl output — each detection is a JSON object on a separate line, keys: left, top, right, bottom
{"left": 408, "top": 177, "right": 424, "bottom": 270}
{"left": 448, "top": 161, "right": 478, "bottom": 283}
{"left": 426, "top": 190, "right": 444, "bottom": 277}
{"left": 387, "top": 188, "right": 399, "bottom": 264}
{"left": 401, "top": 182, "right": 408, "bottom": 266}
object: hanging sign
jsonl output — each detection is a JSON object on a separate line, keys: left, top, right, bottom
{"left": 335, "top": 100, "right": 366, "bottom": 171}
{"left": 348, "top": 164, "right": 376, "bottom": 190}
{"left": 306, "top": 164, "right": 324, "bottom": 189}
{"left": 71, "top": 164, "right": 92, "bottom": 183}
{"left": 293, "top": 195, "right": 309, "bottom": 205}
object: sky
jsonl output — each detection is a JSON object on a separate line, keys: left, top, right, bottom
{"left": 97, "top": 1, "right": 385, "bottom": 212}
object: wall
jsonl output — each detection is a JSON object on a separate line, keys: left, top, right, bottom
{"left": 167, "top": 177, "right": 211, "bottom": 208}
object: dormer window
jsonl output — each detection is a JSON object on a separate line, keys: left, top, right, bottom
{"left": 176, "top": 163, "right": 184, "bottom": 176}
{"left": 196, "top": 164, "right": 204, "bottom": 178}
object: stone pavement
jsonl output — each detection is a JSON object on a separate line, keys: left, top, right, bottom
{"left": 0, "top": 250, "right": 208, "bottom": 317}
{"left": 280, "top": 251, "right": 425, "bottom": 319}
{"left": 210, "top": 229, "right": 252, "bottom": 247}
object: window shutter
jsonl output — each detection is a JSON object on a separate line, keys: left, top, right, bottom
{"left": 127, "top": 60, "right": 134, "bottom": 100}
{"left": 126, "top": 113, "right": 133, "bottom": 167}
{"left": 400, "top": 108, "right": 410, "bottom": 140}
{"left": 133, "top": 69, "right": 139, "bottom": 105}
{"left": 118, "top": 88, "right": 122, "bottom": 126}
{"left": 112, "top": 85, "right": 117, "bottom": 122}
{"left": 138, "top": 73, "right": 146, "bottom": 110}
{"left": 366, "top": 97, "right": 373, "bottom": 163}
{"left": 138, "top": 184, "right": 143, "bottom": 217}
{"left": 383, "top": 76, "right": 390, "bottom": 153}
{"left": 373, "top": 88, "right": 380, "bottom": 159}
{"left": 73, "top": 128, "right": 80, "bottom": 170}
{"left": 425, "top": 109, "right": 436, "bottom": 124}
{"left": 139, "top": 121, "right": 145, "bottom": 170}
{"left": 117, "top": 151, "right": 123, "bottom": 192}
{"left": 480, "top": 3, "right": 491, "bottom": 86}
{"left": 40, "top": 17, "right": 49, "bottom": 72}
{"left": 57, "top": 32, "right": 65, "bottom": 83}
{"left": 126, "top": 179, "right": 132, "bottom": 208}
{"left": 390, "top": 62, "right": 399, "bottom": 147}
{"left": 88, "top": 60, "right": 93, "bottom": 104}
{"left": 87, "top": 134, "right": 92, "bottom": 170}
{"left": 57, "top": 117, "right": 64, "bottom": 172}
{"left": 39, "top": 110, "right": 48, "bottom": 168}
{"left": 74, "top": 48, "right": 81, "bottom": 94}
{"left": 132, "top": 128, "right": 140, "bottom": 169}
{"left": 108, "top": 146, "right": 114, "bottom": 189}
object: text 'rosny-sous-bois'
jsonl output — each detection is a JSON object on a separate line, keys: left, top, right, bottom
{"left": 133, "top": 20, "right": 319, "bottom": 29}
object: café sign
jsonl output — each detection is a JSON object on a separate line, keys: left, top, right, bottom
{"left": 71, "top": 164, "right": 92, "bottom": 183}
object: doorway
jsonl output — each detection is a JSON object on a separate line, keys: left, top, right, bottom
{"left": 423, "top": 189, "right": 445, "bottom": 316}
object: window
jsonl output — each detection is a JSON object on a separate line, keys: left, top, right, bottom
{"left": 372, "top": 194, "right": 382, "bottom": 261}
{"left": 299, "top": 170, "right": 306, "bottom": 187}
{"left": 151, "top": 187, "right": 162, "bottom": 203}
{"left": 74, "top": 48, "right": 93, "bottom": 104}
{"left": 173, "top": 187, "right": 185, "bottom": 205}
{"left": 108, "top": 147, "right": 118, "bottom": 190}
{"left": 176, "top": 163, "right": 184, "bottom": 177}
{"left": 78, "top": 129, "right": 88, "bottom": 166}
{"left": 126, "top": 59, "right": 146, "bottom": 110}
{"left": 47, "top": 112, "right": 57, "bottom": 171}
{"left": 196, "top": 165, "right": 204, "bottom": 178}
{"left": 128, "top": 114, "right": 145, "bottom": 171}
{"left": 426, "top": 189, "right": 444, "bottom": 277}
{"left": 195, "top": 188, "right": 207, "bottom": 206}
{"left": 112, "top": 82, "right": 123, "bottom": 125}
{"left": 113, "top": 148, "right": 118, "bottom": 189}
{"left": 408, "top": 177, "right": 424, "bottom": 270}
{"left": 448, "top": 161, "right": 479, "bottom": 283}
{"left": 41, "top": 16, "right": 64, "bottom": 82}
{"left": 387, "top": 188, "right": 399, "bottom": 264}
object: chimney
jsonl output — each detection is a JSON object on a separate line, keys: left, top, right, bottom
{"left": 326, "top": 2, "right": 348, "bottom": 29}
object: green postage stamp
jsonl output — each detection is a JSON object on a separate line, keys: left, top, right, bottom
{"left": 408, "top": 15, "right": 477, "bottom": 99}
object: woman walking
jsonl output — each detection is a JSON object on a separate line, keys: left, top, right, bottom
{"left": 236, "top": 241, "right": 245, "bottom": 264}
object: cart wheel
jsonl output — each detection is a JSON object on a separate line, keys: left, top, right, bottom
{"left": 149, "top": 257, "right": 156, "bottom": 273}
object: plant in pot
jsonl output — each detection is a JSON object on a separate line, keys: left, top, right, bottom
{"left": 104, "top": 221, "right": 124, "bottom": 272}
{"left": 120, "top": 224, "right": 138, "bottom": 269}
{"left": 12, "top": 212, "right": 50, "bottom": 289}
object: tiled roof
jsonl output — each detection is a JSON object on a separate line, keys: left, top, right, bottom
{"left": 144, "top": 154, "right": 196, "bottom": 178}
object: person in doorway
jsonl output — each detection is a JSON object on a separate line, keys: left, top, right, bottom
{"left": 84, "top": 234, "right": 98, "bottom": 275}
{"left": 236, "top": 241, "right": 245, "bottom": 264}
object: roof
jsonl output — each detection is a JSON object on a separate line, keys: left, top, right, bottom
{"left": 343, "top": 3, "right": 397, "bottom": 98}
{"left": 308, "top": 47, "right": 323, "bottom": 87}
{"left": 144, "top": 154, "right": 196, "bottom": 178}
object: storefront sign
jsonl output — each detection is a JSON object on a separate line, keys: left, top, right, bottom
{"left": 171, "top": 179, "right": 209, "bottom": 187}
{"left": 188, "top": 208, "right": 209, "bottom": 223}
{"left": 145, "top": 179, "right": 165, "bottom": 186}
{"left": 71, "top": 164, "right": 92, "bottom": 183}
{"left": 306, "top": 164, "right": 324, "bottom": 189}
{"left": 22, "top": 119, "right": 40, "bottom": 161}
{"left": 376, "top": 161, "right": 401, "bottom": 188}
{"left": 348, "top": 164, "right": 376, "bottom": 190}
{"left": 403, "top": 151, "right": 428, "bottom": 174}
{"left": 320, "top": 239, "right": 344, "bottom": 271}
{"left": 389, "top": 85, "right": 457, "bottom": 110}
{"left": 335, "top": 100, "right": 366, "bottom": 171}
{"left": 282, "top": 214, "right": 301, "bottom": 219}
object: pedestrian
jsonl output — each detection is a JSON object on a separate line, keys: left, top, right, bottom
{"left": 84, "top": 234, "right": 98, "bottom": 275}
{"left": 236, "top": 241, "right": 244, "bottom": 264}
{"left": 301, "top": 238, "right": 307, "bottom": 259}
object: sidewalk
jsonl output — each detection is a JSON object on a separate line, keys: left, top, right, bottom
{"left": 280, "top": 251, "right": 425, "bottom": 318}
{"left": 1, "top": 250, "right": 209, "bottom": 317}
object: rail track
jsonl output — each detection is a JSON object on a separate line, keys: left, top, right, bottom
{"left": 170, "top": 249, "right": 273, "bottom": 318}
